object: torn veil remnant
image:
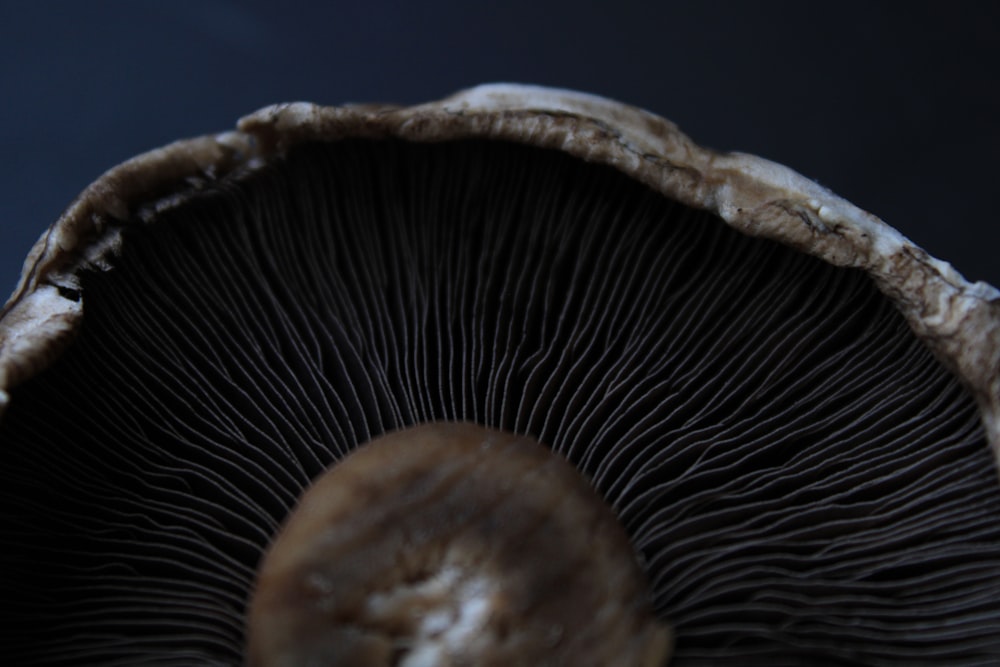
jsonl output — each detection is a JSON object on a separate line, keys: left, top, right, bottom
{"left": 1, "top": 84, "right": 999, "bottom": 665}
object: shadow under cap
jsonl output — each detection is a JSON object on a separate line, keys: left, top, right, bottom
{"left": 2, "top": 83, "right": 997, "bottom": 470}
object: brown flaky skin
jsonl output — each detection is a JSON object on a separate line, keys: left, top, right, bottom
{"left": 2, "top": 84, "right": 998, "bottom": 471}
{"left": 2, "top": 85, "right": 998, "bottom": 474}
{"left": 247, "top": 422, "right": 672, "bottom": 666}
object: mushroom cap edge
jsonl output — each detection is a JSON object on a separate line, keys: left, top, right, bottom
{"left": 1, "top": 82, "right": 997, "bottom": 471}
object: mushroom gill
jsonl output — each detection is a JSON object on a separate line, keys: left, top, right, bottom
{"left": 1, "top": 86, "right": 999, "bottom": 666}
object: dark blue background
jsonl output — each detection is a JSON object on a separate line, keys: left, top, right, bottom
{"left": 2, "top": 2, "right": 998, "bottom": 295}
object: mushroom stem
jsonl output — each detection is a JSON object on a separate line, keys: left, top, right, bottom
{"left": 247, "top": 422, "right": 672, "bottom": 666}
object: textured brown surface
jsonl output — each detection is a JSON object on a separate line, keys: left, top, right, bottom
{"left": 2, "top": 84, "right": 997, "bottom": 470}
{"left": 247, "top": 422, "right": 670, "bottom": 666}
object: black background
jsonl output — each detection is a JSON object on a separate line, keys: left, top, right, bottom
{"left": 2, "top": 1, "right": 998, "bottom": 295}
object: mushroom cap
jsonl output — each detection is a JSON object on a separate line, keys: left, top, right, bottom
{"left": 3, "top": 84, "right": 997, "bottom": 465}
{"left": 1, "top": 84, "right": 999, "bottom": 665}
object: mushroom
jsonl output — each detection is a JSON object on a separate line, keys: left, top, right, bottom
{"left": 1, "top": 84, "right": 999, "bottom": 665}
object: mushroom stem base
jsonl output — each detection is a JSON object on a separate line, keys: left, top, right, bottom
{"left": 246, "top": 422, "right": 672, "bottom": 666}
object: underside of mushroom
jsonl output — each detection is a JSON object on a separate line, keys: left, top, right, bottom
{"left": 1, "top": 85, "right": 999, "bottom": 665}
